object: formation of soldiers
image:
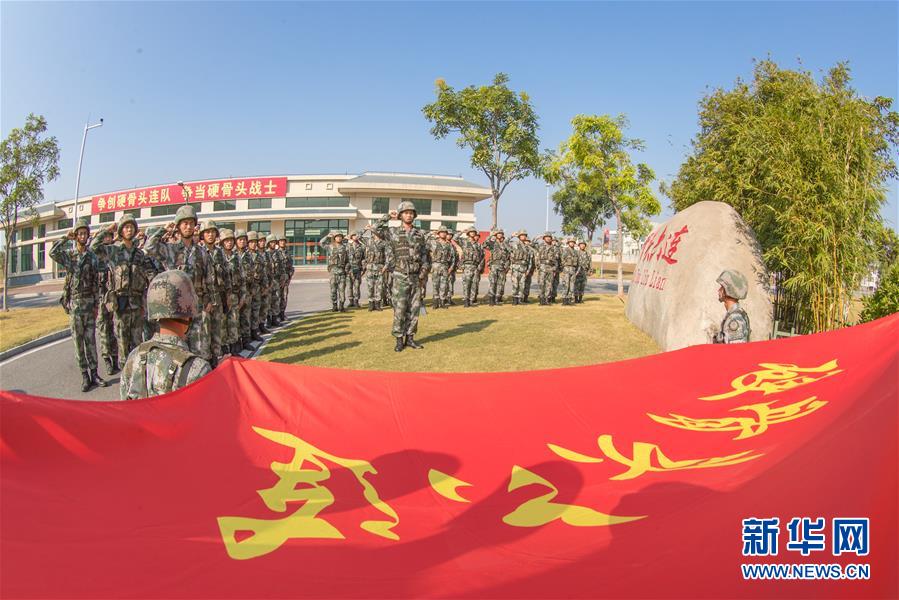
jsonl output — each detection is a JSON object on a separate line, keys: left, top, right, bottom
{"left": 50, "top": 204, "right": 294, "bottom": 395}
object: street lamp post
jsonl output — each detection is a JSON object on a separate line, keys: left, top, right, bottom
{"left": 73, "top": 118, "right": 104, "bottom": 221}
{"left": 545, "top": 183, "right": 550, "bottom": 232}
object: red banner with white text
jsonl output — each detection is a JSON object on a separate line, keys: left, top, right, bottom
{"left": 1, "top": 315, "right": 897, "bottom": 598}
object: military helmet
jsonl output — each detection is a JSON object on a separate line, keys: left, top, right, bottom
{"left": 464, "top": 225, "right": 478, "bottom": 235}
{"left": 517, "top": 229, "right": 529, "bottom": 238}
{"left": 577, "top": 238, "right": 587, "bottom": 246}
{"left": 174, "top": 204, "right": 198, "bottom": 227}
{"left": 279, "top": 234, "right": 287, "bottom": 242}
{"left": 541, "top": 231, "right": 553, "bottom": 239}
{"left": 219, "top": 228, "right": 235, "bottom": 241}
{"left": 331, "top": 230, "right": 345, "bottom": 238}
{"left": 117, "top": 213, "right": 138, "bottom": 236}
{"left": 146, "top": 270, "right": 198, "bottom": 322}
{"left": 437, "top": 225, "right": 449, "bottom": 234}
{"left": 73, "top": 217, "right": 90, "bottom": 234}
{"left": 396, "top": 200, "right": 417, "bottom": 217}
{"left": 265, "top": 233, "right": 278, "bottom": 244}
{"left": 247, "top": 230, "right": 259, "bottom": 241}
{"left": 199, "top": 220, "right": 219, "bottom": 235}
{"left": 235, "top": 229, "right": 248, "bottom": 239}
{"left": 493, "top": 228, "right": 505, "bottom": 236}
{"left": 717, "top": 269, "right": 749, "bottom": 300}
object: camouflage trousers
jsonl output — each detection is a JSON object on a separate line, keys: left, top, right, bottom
{"left": 69, "top": 298, "right": 99, "bottom": 371}
{"left": 114, "top": 305, "right": 144, "bottom": 361}
{"left": 366, "top": 268, "right": 384, "bottom": 304}
{"left": 538, "top": 266, "right": 557, "bottom": 301}
{"left": 223, "top": 292, "right": 240, "bottom": 345}
{"left": 280, "top": 284, "right": 289, "bottom": 316}
{"left": 268, "top": 285, "right": 280, "bottom": 319}
{"left": 510, "top": 264, "right": 529, "bottom": 299}
{"left": 575, "top": 273, "right": 587, "bottom": 299}
{"left": 250, "top": 291, "right": 262, "bottom": 331}
{"left": 383, "top": 272, "right": 394, "bottom": 305}
{"left": 391, "top": 270, "right": 423, "bottom": 338}
{"left": 487, "top": 267, "right": 508, "bottom": 301}
{"left": 447, "top": 271, "right": 456, "bottom": 302}
{"left": 186, "top": 306, "right": 209, "bottom": 361}
{"left": 559, "top": 266, "right": 578, "bottom": 301}
{"left": 523, "top": 270, "right": 534, "bottom": 301}
{"left": 329, "top": 271, "right": 347, "bottom": 305}
{"left": 260, "top": 291, "right": 270, "bottom": 324}
{"left": 461, "top": 264, "right": 480, "bottom": 302}
{"left": 430, "top": 263, "right": 450, "bottom": 302}
{"left": 347, "top": 268, "right": 363, "bottom": 302}
{"left": 98, "top": 302, "right": 117, "bottom": 360}
{"left": 239, "top": 299, "right": 251, "bottom": 339}
{"left": 551, "top": 270, "right": 561, "bottom": 301}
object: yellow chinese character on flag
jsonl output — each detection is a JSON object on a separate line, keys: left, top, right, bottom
{"left": 97, "top": 197, "right": 107, "bottom": 211}
{"left": 221, "top": 182, "right": 233, "bottom": 197}
{"left": 217, "top": 426, "right": 400, "bottom": 560}
{"left": 194, "top": 184, "right": 206, "bottom": 200}
{"left": 149, "top": 189, "right": 159, "bottom": 204}
{"left": 117, "top": 194, "right": 127, "bottom": 209}
{"left": 249, "top": 180, "right": 262, "bottom": 196}
{"left": 207, "top": 183, "right": 220, "bottom": 198}
{"left": 700, "top": 360, "right": 842, "bottom": 401}
{"left": 137, "top": 191, "right": 148, "bottom": 205}
{"left": 160, "top": 187, "right": 171, "bottom": 202}
{"left": 264, "top": 179, "right": 277, "bottom": 195}
{"left": 127, "top": 192, "right": 137, "bottom": 207}
{"left": 235, "top": 181, "right": 248, "bottom": 196}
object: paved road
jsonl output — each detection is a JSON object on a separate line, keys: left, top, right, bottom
{"left": 0, "top": 278, "right": 629, "bottom": 400}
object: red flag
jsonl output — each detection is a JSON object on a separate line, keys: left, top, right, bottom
{"left": 2, "top": 315, "right": 897, "bottom": 598}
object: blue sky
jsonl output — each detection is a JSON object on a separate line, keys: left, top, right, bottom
{"left": 2, "top": 1, "right": 897, "bottom": 235}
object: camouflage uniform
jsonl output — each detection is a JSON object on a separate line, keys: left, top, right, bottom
{"left": 96, "top": 244, "right": 118, "bottom": 371}
{"left": 454, "top": 227, "right": 484, "bottom": 306}
{"left": 200, "top": 222, "right": 229, "bottom": 360}
{"left": 522, "top": 240, "right": 536, "bottom": 303}
{"left": 255, "top": 238, "right": 273, "bottom": 327}
{"left": 714, "top": 269, "right": 751, "bottom": 344}
{"left": 535, "top": 234, "right": 561, "bottom": 305}
{"left": 49, "top": 220, "right": 105, "bottom": 391}
{"left": 143, "top": 205, "right": 215, "bottom": 361}
{"left": 483, "top": 230, "right": 511, "bottom": 305}
{"left": 91, "top": 215, "right": 155, "bottom": 366}
{"left": 320, "top": 231, "right": 349, "bottom": 311}
{"left": 445, "top": 238, "right": 459, "bottom": 305}
{"left": 575, "top": 242, "right": 591, "bottom": 303}
{"left": 346, "top": 235, "right": 366, "bottom": 307}
{"left": 362, "top": 230, "right": 387, "bottom": 310}
{"left": 559, "top": 239, "right": 581, "bottom": 304}
{"left": 119, "top": 270, "right": 211, "bottom": 400}
{"left": 428, "top": 227, "right": 455, "bottom": 308}
{"left": 509, "top": 231, "right": 533, "bottom": 304}
{"left": 219, "top": 229, "right": 247, "bottom": 352}
{"left": 266, "top": 234, "right": 285, "bottom": 324}
{"left": 278, "top": 236, "right": 294, "bottom": 320}
{"left": 245, "top": 231, "right": 265, "bottom": 337}
{"left": 375, "top": 207, "right": 430, "bottom": 345}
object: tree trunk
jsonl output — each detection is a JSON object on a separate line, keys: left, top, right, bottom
{"left": 2, "top": 247, "right": 8, "bottom": 312}
{"left": 616, "top": 208, "right": 624, "bottom": 299}
{"left": 490, "top": 188, "right": 499, "bottom": 230}
{"left": 586, "top": 227, "right": 595, "bottom": 245}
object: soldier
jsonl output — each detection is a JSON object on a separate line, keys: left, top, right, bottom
{"left": 345, "top": 231, "right": 366, "bottom": 308}
{"left": 320, "top": 230, "right": 349, "bottom": 312}
{"left": 246, "top": 231, "right": 267, "bottom": 337}
{"left": 559, "top": 237, "right": 581, "bottom": 305}
{"left": 522, "top": 237, "right": 536, "bottom": 304}
{"left": 278, "top": 236, "right": 294, "bottom": 321}
{"left": 550, "top": 236, "right": 562, "bottom": 303}
{"left": 428, "top": 225, "right": 455, "bottom": 309}
{"left": 453, "top": 225, "right": 484, "bottom": 307}
{"left": 445, "top": 233, "right": 459, "bottom": 306}
{"left": 119, "top": 270, "right": 212, "bottom": 399}
{"left": 143, "top": 204, "right": 215, "bottom": 364}
{"left": 92, "top": 215, "right": 155, "bottom": 369}
{"left": 266, "top": 234, "right": 285, "bottom": 325}
{"left": 219, "top": 228, "right": 248, "bottom": 355}
{"left": 714, "top": 269, "right": 752, "bottom": 344}
{"left": 483, "top": 228, "right": 512, "bottom": 305}
{"left": 235, "top": 230, "right": 257, "bottom": 346}
{"left": 50, "top": 217, "right": 107, "bottom": 392}
{"left": 254, "top": 233, "right": 273, "bottom": 329}
{"left": 575, "top": 239, "right": 592, "bottom": 303}
{"left": 535, "top": 232, "right": 561, "bottom": 305}
{"left": 375, "top": 201, "right": 430, "bottom": 352}
{"left": 96, "top": 228, "right": 118, "bottom": 375}
{"left": 509, "top": 230, "right": 533, "bottom": 305}
{"left": 199, "top": 221, "right": 229, "bottom": 364}
{"left": 361, "top": 226, "right": 387, "bottom": 311}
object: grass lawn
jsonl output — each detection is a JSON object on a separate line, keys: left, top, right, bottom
{"left": 259, "top": 294, "right": 659, "bottom": 371}
{"left": 0, "top": 305, "right": 70, "bottom": 353}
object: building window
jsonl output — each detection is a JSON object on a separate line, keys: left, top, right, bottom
{"left": 441, "top": 221, "right": 457, "bottom": 231}
{"left": 403, "top": 198, "right": 432, "bottom": 215}
{"left": 248, "top": 221, "right": 271, "bottom": 235}
{"left": 326, "top": 183, "right": 334, "bottom": 190}
{"left": 248, "top": 198, "right": 272, "bottom": 210}
{"left": 284, "top": 219, "right": 349, "bottom": 266}
{"left": 285, "top": 197, "right": 350, "bottom": 208}
{"left": 124, "top": 209, "right": 141, "bottom": 219}
{"left": 214, "top": 200, "right": 236, "bottom": 211}
{"left": 9, "top": 247, "right": 17, "bottom": 273}
{"left": 38, "top": 224, "right": 46, "bottom": 238}
{"left": 441, "top": 200, "right": 458, "bottom": 216}
{"left": 305, "top": 182, "right": 313, "bottom": 190}
{"left": 57, "top": 218, "right": 73, "bottom": 230}
{"left": 37, "top": 242, "right": 46, "bottom": 269}
{"left": 99, "top": 212, "right": 115, "bottom": 223}
{"left": 21, "top": 226, "right": 34, "bottom": 241}
{"left": 150, "top": 205, "right": 179, "bottom": 217}
{"left": 414, "top": 219, "right": 432, "bottom": 230}
{"left": 371, "top": 197, "right": 389, "bottom": 215}
{"left": 20, "top": 244, "right": 33, "bottom": 272}
{"left": 215, "top": 221, "right": 236, "bottom": 232}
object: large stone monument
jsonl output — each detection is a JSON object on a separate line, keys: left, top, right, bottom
{"left": 625, "top": 201, "right": 772, "bottom": 351}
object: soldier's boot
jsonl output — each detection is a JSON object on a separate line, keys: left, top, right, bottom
{"left": 339, "top": 302, "right": 346, "bottom": 312}
{"left": 368, "top": 301, "right": 375, "bottom": 311}
{"left": 252, "top": 329, "right": 263, "bottom": 342}
{"left": 512, "top": 297, "right": 519, "bottom": 305}
{"left": 394, "top": 336, "right": 405, "bottom": 353}
{"left": 497, "top": 295, "right": 504, "bottom": 305}
{"left": 209, "top": 356, "right": 219, "bottom": 369}
{"left": 405, "top": 335, "right": 424, "bottom": 350}
{"left": 90, "top": 369, "right": 108, "bottom": 388}
{"left": 433, "top": 299, "right": 441, "bottom": 309}
{"left": 464, "top": 298, "right": 471, "bottom": 307}
{"left": 259, "top": 322, "right": 269, "bottom": 334}
{"left": 488, "top": 294, "right": 495, "bottom": 306}
{"left": 448, "top": 298, "right": 456, "bottom": 306}
{"left": 81, "top": 371, "right": 92, "bottom": 393}
{"left": 243, "top": 336, "right": 254, "bottom": 351}
{"left": 104, "top": 356, "right": 116, "bottom": 376}
{"left": 332, "top": 303, "right": 339, "bottom": 313}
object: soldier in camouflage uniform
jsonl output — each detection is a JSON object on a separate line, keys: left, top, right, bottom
{"left": 92, "top": 215, "right": 155, "bottom": 370}
{"left": 445, "top": 235, "right": 459, "bottom": 306}
{"left": 483, "top": 228, "right": 512, "bottom": 305}
{"left": 254, "top": 233, "right": 273, "bottom": 329}
{"left": 575, "top": 240, "right": 592, "bottom": 303}
{"left": 236, "top": 230, "right": 256, "bottom": 346}
{"left": 428, "top": 225, "right": 455, "bottom": 309}
{"left": 376, "top": 201, "right": 430, "bottom": 351}
{"left": 199, "top": 221, "right": 228, "bottom": 364}
{"left": 119, "top": 270, "right": 212, "bottom": 400}
{"left": 558, "top": 237, "right": 581, "bottom": 305}
{"left": 509, "top": 230, "right": 533, "bottom": 305}
{"left": 522, "top": 237, "right": 536, "bottom": 303}
{"left": 266, "top": 234, "right": 286, "bottom": 325}
{"left": 143, "top": 204, "right": 215, "bottom": 364}
{"left": 320, "top": 231, "right": 349, "bottom": 312}
{"left": 453, "top": 226, "right": 484, "bottom": 307}
{"left": 219, "top": 228, "right": 248, "bottom": 355}
{"left": 278, "top": 236, "right": 294, "bottom": 321}
{"left": 535, "top": 232, "right": 561, "bottom": 305}
{"left": 550, "top": 236, "right": 562, "bottom": 303}
{"left": 361, "top": 227, "right": 387, "bottom": 311}
{"left": 345, "top": 231, "right": 366, "bottom": 308}
{"left": 246, "top": 231, "right": 267, "bottom": 337}
{"left": 50, "top": 217, "right": 108, "bottom": 392}
{"left": 95, "top": 228, "right": 118, "bottom": 375}
{"left": 714, "top": 269, "right": 752, "bottom": 344}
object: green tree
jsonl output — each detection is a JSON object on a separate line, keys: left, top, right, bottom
{"left": 1, "top": 114, "right": 60, "bottom": 311}
{"left": 860, "top": 262, "right": 899, "bottom": 323}
{"left": 664, "top": 59, "right": 899, "bottom": 332}
{"left": 423, "top": 73, "right": 541, "bottom": 229}
{"left": 552, "top": 181, "right": 613, "bottom": 244}
{"left": 544, "top": 114, "right": 660, "bottom": 298}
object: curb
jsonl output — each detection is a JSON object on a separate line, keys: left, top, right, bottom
{"left": 0, "top": 329, "right": 70, "bottom": 363}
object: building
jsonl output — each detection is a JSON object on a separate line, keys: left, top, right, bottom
{"left": 6, "top": 172, "right": 492, "bottom": 284}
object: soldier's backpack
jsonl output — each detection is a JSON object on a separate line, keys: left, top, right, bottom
{"left": 123, "top": 341, "right": 200, "bottom": 399}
